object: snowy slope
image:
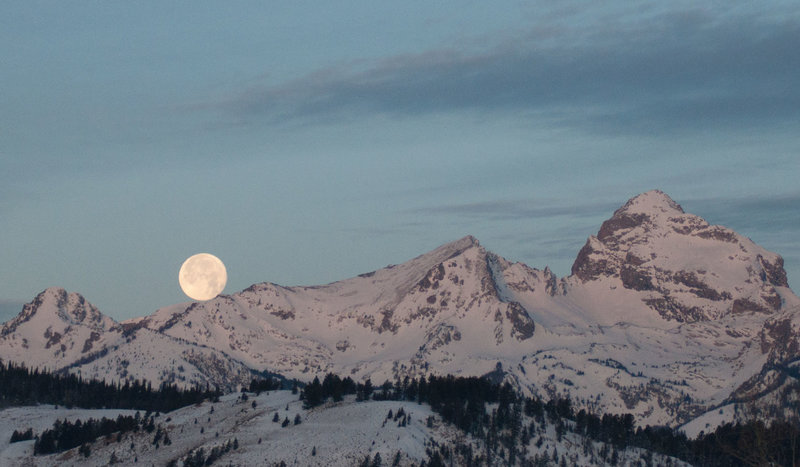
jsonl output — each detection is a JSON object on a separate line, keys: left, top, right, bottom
{"left": 66, "top": 326, "right": 256, "bottom": 392}
{"left": 0, "top": 392, "right": 455, "bottom": 466}
{"left": 0, "top": 405, "right": 137, "bottom": 467}
{"left": 0, "top": 390, "right": 688, "bottom": 466}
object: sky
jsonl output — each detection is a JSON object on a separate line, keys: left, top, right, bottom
{"left": 1, "top": 1, "right": 799, "bottom": 321}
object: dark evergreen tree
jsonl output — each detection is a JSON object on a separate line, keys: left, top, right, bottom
{"left": 302, "top": 377, "right": 323, "bottom": 408}
{"left": 10, "top": 428, "right": 34, "bottom": 443}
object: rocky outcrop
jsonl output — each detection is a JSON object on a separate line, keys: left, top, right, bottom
{"left": 759, "top": 254, "right": 790, "bottom": 288}
{"left": 505, "top": 302, "right": 535, "bottom": 340}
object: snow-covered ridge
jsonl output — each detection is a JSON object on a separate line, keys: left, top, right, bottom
{"left": 2, "top": 190, "right": 799, "bottom": 429}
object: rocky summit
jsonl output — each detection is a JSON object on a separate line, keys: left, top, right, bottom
{"left": 572, "top": 190, "right": 788, "bottom": 322}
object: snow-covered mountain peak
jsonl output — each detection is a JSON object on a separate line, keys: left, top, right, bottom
{"left": 2, "top": 287, "right": 115, "bottom": 337}
{"left": 0, "top": 288, "right": 120, "bottom": 370}
{"left": 135, "top": 232, "right": 543, "bottom": 383}
{"left": 616, "top": 189, "right": 684, "bottom": 216}
{"left": 572, "top": 191, "right": 791, "bottom": 322}
{"left": 595, "top": 190, "right": 688, "bottom": 244}
{"left": 435, "top": 234, "right": 480, "bottom": 254}
{"left": 0, "top": 289, "right": 254, "bottom": 390}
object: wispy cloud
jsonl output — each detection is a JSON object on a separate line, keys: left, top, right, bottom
{"left": 405, "top": 197, "right": 616, "bottom": 272}
{"left": 685, "top": 192, "right": 800, "bottom": 235}
{"left": 217, "top": 7, "right": 800, "bottom": 135}
{"left": 410, "top": 198, "right": 619, "bottom": 222}
{"left": 341, "top": 221, "right": 428, "bottom": 238}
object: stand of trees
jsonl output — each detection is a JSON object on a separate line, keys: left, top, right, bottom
{"left": 0, "top": 360, "right": 220, "bottom": 412}
{"left": 248, "top": 376, "right": 282, "bottom": 393}
{"left": 301, "top": 373, "right": 359, "bottom": 408}
{"left": 4, "top": 360, "right": 222, "bottom": 459}
{"left": 170, "top": 438, "right": 238, "bottom": 467}
{"left": 247, "top": 370, "right": 300, "bottom": 394}
{"left": 9, "top": 428, "right": 34, "bottom": 443}
{"left": 33, "top": 413, "right": 147, "bottom": 455}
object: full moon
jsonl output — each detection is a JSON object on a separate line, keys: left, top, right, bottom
{"left": 178, "top": 253, "right": 227, "bottom": 301}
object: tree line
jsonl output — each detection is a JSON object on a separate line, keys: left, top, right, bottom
{"left": 32, "top": 413, "right": 149, "bottom": 455}
{"left": 0, "top": 360, "right": 220, "bottom": 412}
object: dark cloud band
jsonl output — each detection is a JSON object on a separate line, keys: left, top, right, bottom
{"left": 219, "top": 7, "right": 800, "bottom": 135}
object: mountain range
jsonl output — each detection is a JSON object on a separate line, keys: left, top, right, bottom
{"left": 2, "top": 190, "right": 798, "bottom": 429}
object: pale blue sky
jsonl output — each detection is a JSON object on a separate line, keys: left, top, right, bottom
{"left": 2, "top": 1, "right": 799, "bottom": 320}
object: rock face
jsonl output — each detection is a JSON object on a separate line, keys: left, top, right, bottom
{"left": 571, "top": 190, "right": 787, "bottom": 322}
{"left": 2, "top": 190, "right": 799, "bottom": 429}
